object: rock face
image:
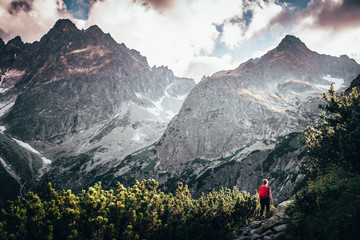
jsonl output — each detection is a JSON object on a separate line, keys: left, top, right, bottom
{"left": 235, "top": 200, "right": 293, "bottom": 240}
{"left": 151, "top": 36, "right": 359, "bottom": 200}
{"left": 155, "top": 36, "right": 359, "bottom": 172}
{"left": 0, "top": 132, "right": 44, "bottom": 208}
{"left": 0, "top": 26, "right": 359, "bottom": 206}
{"left": 97, "top": 36, "right": 360, "bottom": 202}
{"left": 0, "top": 19, "right": 195, "bottom": 201}
{"left": 346, "top": 74, "right": 360, "bottom": 94}
{"left": 1, "top": 19, "right": 194, "bottom": 144}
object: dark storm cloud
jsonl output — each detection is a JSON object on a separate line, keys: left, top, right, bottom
{"left": 298, "top": 0, "right": 360, "bottom": 31}
{"left": 8, "top": 0, "right": 34, "bottom": 15}
{"left": 133, "top": 0, "right": 174, "bottom": 12}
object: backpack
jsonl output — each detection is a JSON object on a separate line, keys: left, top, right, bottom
{"left": 259, "top": 185, "right": 269, "bottom": 198}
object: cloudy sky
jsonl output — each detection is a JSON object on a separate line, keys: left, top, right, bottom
{"left": 0, "top": 0, "right": 360, "bottom": 81}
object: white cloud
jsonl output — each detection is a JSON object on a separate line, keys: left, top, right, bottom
{"left": 220, "top": 22, "right": 246, "bottom": 50}
{"left": 291, "top": 8, "right": 360, "bottom": 64}
{"left": 1, "top": 0, "right": 358, "bottom": 83}
{"left": 184, "top": 54, "right": 241, "bottom": 80}
{"left": 0, "top": 0, "right": 72, "bottom": 42}
{"left": 86, "top": 0, "right": 248, "bottom": 81}
{"left": 220, "top": 0, "right": 284, "bottom": 50}
{"left": 244, "top": 0, "right": 283, "bottom": 40}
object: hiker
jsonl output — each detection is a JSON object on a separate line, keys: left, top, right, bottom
{"left": 259, "top": 179, "right": 273, "bottom": 218}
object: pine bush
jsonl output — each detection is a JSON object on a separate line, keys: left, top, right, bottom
{"left": 0, "top": 180, "right": 258, "bottom": 240}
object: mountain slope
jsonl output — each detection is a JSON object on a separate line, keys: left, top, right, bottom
{"left": 0, "top": 19, "right": 194, "bottom": 202}
{"left": 156, "top": 35, "right": 359, "bottom": 171}
{"left": 0, "top": 131, "right": 45, "bottom": 207}
{"left": 346, "top": 74, "right": 360, "bottom": 94}
{"left": 1, "top": 19, "right": 194, "bottom": 143}
{"left": 95, "top": 36, "right": 360, "bottom": 202}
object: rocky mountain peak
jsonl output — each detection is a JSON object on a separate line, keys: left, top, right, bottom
{"left": 40, "top": 19, "right": 79, "bottom": 43}
{"left": 82, "top": 24, "right": 118, "bottom": 48}
{"left": 276, "top": 35, "right": 309, "bottom": 52}
{"left": 0, "top": 18, "right": 195, "bottom": 142}
{"left": 0, "top": 36, "right": 25, "bottom": 70}
{"left": 85, "top": 25, "right": 103, "bottom": 34}
{"left": 232, "top": 35, "right": 314, "bottom": 79}
{"left": 150, "top": 35, "right": 360, "bottom": 201}
{"left": 0, "top": 18, "right": 196, "bottom": 206}
{"left": 52, "top": 19, "right": 78, "bottom": 33}
{"left": 6, "top": 36, "right": 24, "bottom": 48}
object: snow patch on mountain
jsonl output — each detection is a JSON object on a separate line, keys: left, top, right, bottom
{"left": 0, "top": 100, "right": 15, "bottom": 117}
{"left": 235, "top": 141, "right": 276, "bottom": 162}
{"left": 152, "top": 97, "right": 165, "bottom": 112}
{"left": 0, "top": 74, "right": 8, "bottom": 93}
{"left": 136, "top": 92, "right": 179, "bottom": 121}
{"left": 145, "top": 106, "right": 161, "bottom": 117}
{"left": 315, "top": 75, "right": 345, "bottom": 91}
{"left": 131, "top": 131, "right": 147, "bottom": 142}
{"left": 12, "top": 138, "right": 52, "bottom": 164}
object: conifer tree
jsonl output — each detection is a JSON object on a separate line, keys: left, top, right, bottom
{"left": 305, "top": 85, "right": 360, "bottom": 174}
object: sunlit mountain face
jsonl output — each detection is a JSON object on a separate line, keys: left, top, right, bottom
{"left": 0, "top": 0, "right": 359, "bottom": 207}
{"left": 1, "top": 0, "right": 359, "bottom": 82}
{"left": 34, "top": 32, "right": 357, "bottom": 203}
{"left": 0, "top": 19, "right": 195, "bottom": 205}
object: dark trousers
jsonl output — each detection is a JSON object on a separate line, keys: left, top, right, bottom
{"left": 260, "top": 197, "right": 270, "bottom": 216}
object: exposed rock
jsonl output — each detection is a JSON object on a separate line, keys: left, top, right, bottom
{"left": 88, "top": 38, "right": 360, "bottom": 202}
{"left": 345, "top": 74, "right": 360, "bottom": 94}
{"left": 0, "top": 19, "right": 194, "bottom": 201}
{"left": 0, "top": 132, "right": 44, "bottom": 208}
{"left": 274, "top": 224, "right": 287, "bottom": 233}
{"left": 150, "top": 35, "right": 360, "bottom": 199}
{"left": 1, "top": 21, "right": 359, "bottom": 210}
{"left": 235, "top": 200, "right": 293, "bottom": 240}
{"left": 249, "top": 221, "right": 263, "bottom": 229}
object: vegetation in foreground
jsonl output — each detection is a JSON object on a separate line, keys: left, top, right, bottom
{"left": 4, "top": 83, "right": 358, "bottom": 240}
{"left": 286, "top": 86, "right": 360, "bottom": 240}
{"left": 0, "top": 180, "right": 260, "bottom": 240}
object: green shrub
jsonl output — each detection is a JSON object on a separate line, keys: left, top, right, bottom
{"left": 286, "top": 167, "right": 360, "bottom": 240}
{"left": 286, "top": 86, "right": 360, "bottom": 240}
{"left": 0, "top": 180, "right": 258, "bottom": 240}
{"left": 305, "top": 86, "right": 360, "bottom": 175}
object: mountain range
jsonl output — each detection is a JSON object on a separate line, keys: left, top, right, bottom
{"left": 0, "top": 19, "right": 195, "bottom": 206}
{"left": 0, "top": 19, "right": 359, "bottom": 206}
{"left": 94, "top": 35, "right": 360, "bottom": 202}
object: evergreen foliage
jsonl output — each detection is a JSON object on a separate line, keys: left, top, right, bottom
{"left": 286, "top": 167, "right": 360, "bottom": 240}
{"left": 287, "top": 86, "right": 360, "bottom": 239}
{"left": 0, "top": 180, "right": 259, "bottom": 240}
{"left": 305, "top": 85, "right": 360, "bottom": 174}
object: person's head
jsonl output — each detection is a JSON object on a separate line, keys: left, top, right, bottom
{"left": 262, "top": 179, "right": 268, "bottom": 186}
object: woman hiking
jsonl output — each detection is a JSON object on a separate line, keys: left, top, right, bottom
{"left": 259, "top": 179, "right": 273, "bottom": 219}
